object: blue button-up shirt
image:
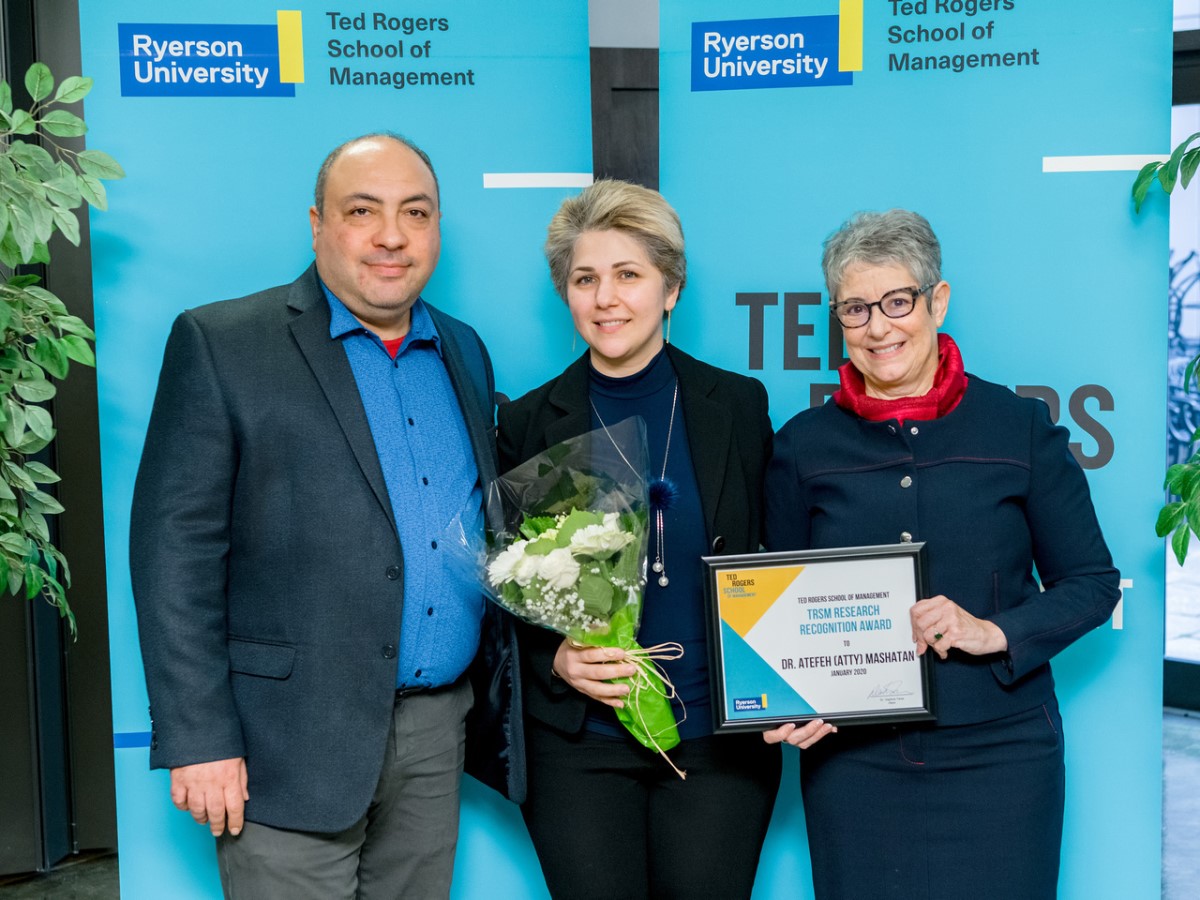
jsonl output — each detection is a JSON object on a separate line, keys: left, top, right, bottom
{"left": 324, "top": 284, "right": 484, "bottom": 688}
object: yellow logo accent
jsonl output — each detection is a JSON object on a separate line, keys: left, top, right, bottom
{"left": 277, "top": 11, "right": 304, "bottom": 83}
{"left": 717, "top": 566, "right": 804, "bottom": 637}
{"left": 839, "top": 0, "right": 863, "bottom": 72}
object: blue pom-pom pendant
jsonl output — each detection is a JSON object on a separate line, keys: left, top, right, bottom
{"left": 649, "top": 476, "right": 678, "bottom": 511}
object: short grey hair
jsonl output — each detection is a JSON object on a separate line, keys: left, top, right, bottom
{"left": 544, "top": 179, "right": 686, "bottom": 302}
{"left": 822, "top": 209, "right": 942, "bottom": 302}
{"left": 313, "top": 132, "right": 439, "bottom": 216}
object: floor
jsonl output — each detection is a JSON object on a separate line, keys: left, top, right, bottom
{"left": 1, "top": 711, "right": 1198, "bottom": 898}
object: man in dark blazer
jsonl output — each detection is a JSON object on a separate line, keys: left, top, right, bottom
{"left": 130, "top": 133, "right": 520, "bottom": 899}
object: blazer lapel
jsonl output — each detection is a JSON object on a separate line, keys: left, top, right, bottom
{"left": 426, "top": 305, "right": 499, "bottom": 485}
{"left": 669, "top": 346, "right": 731, "bottom": 539}
{"left": 286, "top": 267, "right": 397, "bottom": 533}
{"left": 543, "top": 354, "right": 593, "bottom": 448}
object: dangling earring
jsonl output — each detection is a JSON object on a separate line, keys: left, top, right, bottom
{"left": 572, "top": 327, "right": 577, "bottom": 354}
{"left": 665, "top": 309, "right": 672, "bottom": 345}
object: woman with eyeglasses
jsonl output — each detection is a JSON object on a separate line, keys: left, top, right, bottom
{"left": 763, "top": 209, "right": 1119, "bottom": 900}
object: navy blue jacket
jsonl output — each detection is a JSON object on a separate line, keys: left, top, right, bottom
{"left": 130, "top": 265, "right": 524, "bottom": 831}
{"left": 764, "top": 374, "right": 1119, "bottom": 726}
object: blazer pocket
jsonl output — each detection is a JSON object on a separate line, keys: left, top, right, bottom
{"left": 228, "top": 637, "right": 295, "bottom": 680}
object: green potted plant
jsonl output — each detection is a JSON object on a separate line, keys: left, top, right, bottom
{"left": 0, "top": 62, "right": 124, "bottom": 635}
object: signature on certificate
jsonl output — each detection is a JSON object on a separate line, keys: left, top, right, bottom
{"left": 867, "top": 681, "right": 914, "bottom": 699}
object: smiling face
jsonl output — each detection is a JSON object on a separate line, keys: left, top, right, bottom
{"left": 837, "top": 261, "right": 949, "bottom": 399}
{"left": 309, "top": 137, "right": 440, "bottom": 339}
{"left": 566, "top": 229, "right": 679, "bottom": 377}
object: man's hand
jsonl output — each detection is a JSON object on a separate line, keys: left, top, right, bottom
{"left": 170, "top": 757, "right": 249, "bottom": 836}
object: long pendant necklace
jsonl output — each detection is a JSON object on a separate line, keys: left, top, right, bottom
{"left": 590, "top": 380, "right": 679, "bottom": 588}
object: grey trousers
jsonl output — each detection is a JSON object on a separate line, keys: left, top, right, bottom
{"left": 215, "top": 678, "right": 472, "bottom": 900}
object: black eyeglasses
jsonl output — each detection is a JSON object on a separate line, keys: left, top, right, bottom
{"left": 830, "top": 283, "right": 935, "bottom": 328}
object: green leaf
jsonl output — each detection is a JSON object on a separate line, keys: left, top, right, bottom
{"left": 9, "top": 141, "right": 56, "bottom": 179}
{"left": 6, "top": 560, "right": 24, "bottom": 596}
{"left": 7, "top": 109, "right": 35, "bottom": 136}
{"left": 60, "top": 334, "right": 94, "bottom": 366}
{"left": 1165, "top": 131, "right": 1200, "bottom": 188}
{"left": 0, "top": 532, "right": 29, "bottom": 554}
{"left": 0, "top": 301, "right": 11, "bottom": 334}
{"left": 0, "top": 80, "right": 11, "bottom": 116}
{"left": 76, "top": 149, "right": 125, "bottom": 181}
{"left": 1157, "top": 501, "right": 1186, "bottom": 537}
{"left": 16, "top": 432, "right": 51, "bottom": 454}
{"left": 56, "top": 315, "right": 94, "bottom": 339}
{"left": 24, "top": 563, "right": 43, "bottom": 600}
{"left": 3, "top": 461, "right": 35, "bottom": 491}
{"left": 1173, "top": 523, "right": 1192, "bottom": 567}
{"left": 0, "top": 479, "right": 15, "bottom": 501}
{"left": 0, "top": 231, "right": 23, "bottom": 268}
{"left": 25, "top": 489, "right": 64, "bottom": 515}
{"left": 50, "top": 206, "right": 80, "bottom": 246}
{"left": 24, "top": 405, "right": 54, "bottom": 442}
{"left": 1158, "top": 160, "right": 1177, "bottom": 194}
{"left": 52, "top": 75, "right": 92, "bottom": 105}
{"left": 77, "top": 173, "right": 108, "bottom": 211}
{"left": 39, "top": 109, "right": 86, "bottom": 138}
{"left": 7, "top": 202, "right": 36, "bottom": 261}
{"left": 1186, "top": 353, "right": 1200, "bottom": 394}
{"left": 30, "top": 336, "right": 68, "bottom": 378}
{"left": 1132, "top": 161, "right": 1161, "bottom": 213}
{"left": 24, "top": 63, "right": 53, "bottom": 103}
{"left": 23, "top": 461, "right": 60, "bottom": 484}
{"left": 13, "top": 378, "right": 55, "bottom": 403}
{"left": 2, "top": 399, "right": 25, "bottom": 446}
{"left": 5, "top": 272, "right": 40, "bottom": 289}
{"left": 43, "top": 175, "right": 82, "bottom": 209}
{"left": 1183, "top": 149, "right": 1200, "bottom": 191}
{"left": 20, "top": 510, "right": 49, "bottom": 542}
{"left": 29, "top": 241, "right": 50, "bottom": 265}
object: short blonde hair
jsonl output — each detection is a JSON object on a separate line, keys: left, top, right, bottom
{"left": 544, "top": 179, "right": 686, "bottom": 301}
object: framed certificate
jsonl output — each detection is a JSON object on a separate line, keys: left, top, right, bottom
{"left": 703, "top": 543, "right": 935, "bottom": 732}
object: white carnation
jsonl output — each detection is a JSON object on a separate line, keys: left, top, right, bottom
{"left": 487, "top": 541, "right": 527, "bottom": 586}
{"left": 569, "top": 521, "right": 636, "bottom": 559}
{"left": 537, "top": 548, "right": 581, "bottom": 591}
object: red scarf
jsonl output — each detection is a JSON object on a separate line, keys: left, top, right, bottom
{"left": 833, "top": 333, "right": 967, "bottom": 425}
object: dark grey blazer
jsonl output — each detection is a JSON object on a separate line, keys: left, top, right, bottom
{"left": 496, "top": 345, "right": 773, "bottom": 736}
{"left": 130, "top": 265, "right": 523, "bottom": 832}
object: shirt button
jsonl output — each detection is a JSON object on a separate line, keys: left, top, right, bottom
{"left": 427, "top": 607, "right": 434, "bottom": 616}
{"left": 900, "top": 531, "right": 913, "bottom": 542}
{"left": 910, "top": 426, "right": 919, "bottom": 435}
{"left": 385, "top": 565, "right": 401, "bottom": 580}
{"left": 888, "top": 425, "right": 897, "bottom": 434}
{"left": 900, "top": 475, "right": 913, "bottom": 488}
{"left": 414, "top": 669, "right": 422, "bottom": 678}
{"left": 382, "top": 644, "right": 396, "bottom": 659}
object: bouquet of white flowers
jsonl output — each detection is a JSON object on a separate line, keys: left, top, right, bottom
{"left": 480, "top": 417, "right": 683, "bottom": 771}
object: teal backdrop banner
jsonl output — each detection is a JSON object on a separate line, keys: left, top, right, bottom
{"left": 659, "top": 1, "right": 1168, "bottom": 897}
{"left": 78, "top": 1, "right": 590, "bottom": 896}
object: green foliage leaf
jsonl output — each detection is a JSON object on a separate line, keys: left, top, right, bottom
{"left": 29, "top": 241, "right": 50, "bottom": 265}
{"left": 24, "top": 405, "right": 54, "bottom": 442}
{"left": 43, "top": 175, "right": 82, "bottom": 210}
{"left": 1165, "top": 132, "right": 1200, "bottom": 188}
{"left": 20, "top": 510, "right": 49, "bottom": 542}
{"left": 1172, "top": 523, "right": 1192, "bottom": 567}
{"left": 1132, "top": 161, "right": 1162, "bottom": 213}
{"left": 14, "top": 377, "right": 56, "bottom": 403}
{"left": 76, "top": 149, "right": 125, "bottom": 181}
{"left": 1183, "top": 149, "right": 1200, "bottom": 191}
{"left": 39, "top": 109, "right": 86, "bottom": 138}
{"left": 56, "top": 315, "right": 95, "bottom": 339}
{"left": 7, "top": 109, "right": 35, "bottom": 136}
{"left": 50, "top": 206, "right": 80, "bottom": 246}
{"left": 52, "top": 75, "right": 92, "bottom": 105}
{"left": 16, "top": 431, "right": 51, "bottom": 454}
{"left": 0, "top": 479, "right": 15, "bottom": 501}
{"left": 0, "top": 80, "right": 11, "bottom": 116}
{"left": 0, "top": 232, "right": 23, "bottom": 268}
{"left": 9, "top": 140, "right": 56, "bottom": 179}
{"left": 30, "top": 336, "right": 68, "bottom": 378}
{"left": 60, "top": 334, "right": 94, "bottom": 366}
{"left": 2, "top": 399, "right": 25, "bottom": 447}
{"left": 1157, "top": 501, "right": 1186, "bottom": 537}
{"left": 24, "top": 63, "right": 53, "bottom": 103}
{"left": 23, "top": 461, "right": 61, "bottom": 484}
{"left": 1186, "top": 353, "right": 1200, "bottom": 394}
{"left": 77, "top": 173, "right": 108, "bottom": 211}
{"left": 1159, "top": 160, "right": 1177, "bottom": 194}
{"left": 24, "top": 489, "right": 64, "bottom": 515}
{"left": 0, "top": 532, "right": 29, "bottom": 554}
{"left": 7, "top": 203, "right": 36, "bottom": 261}
{"left": 2, "top": 461, "right": 35, "bottom": 492}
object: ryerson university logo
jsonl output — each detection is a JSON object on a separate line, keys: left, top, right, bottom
{"left": 118, "top": 11, "right": 304, "bottom": 97}
{"left": 691, "top": 14, "right": 858, "bottom": 92}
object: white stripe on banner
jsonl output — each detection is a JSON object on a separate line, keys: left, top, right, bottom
{"left": 1042, "top": 154, "right": 1167, "bottom": 173}
{"left": 482, "top": 172, "right": 593, "bottom": 188}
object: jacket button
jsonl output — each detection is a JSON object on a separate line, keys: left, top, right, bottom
{"left": 900, "top": 531, "right": 913, "bottom": 543}
{"left": 711, "top": 536, "right": 726, "bottom": 553}
{"left": 382, "top": 644, "right": 396, "bottom": 659}
{"left": 910, "top": 426, "right": 919, "bottom": 435}
{"left": 900, "top": 475, "right": 913, "bottom": 488}
{"left": 385, "top": 565, "right": 401, "bottom": 580}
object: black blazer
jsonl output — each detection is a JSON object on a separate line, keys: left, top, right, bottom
{"left": 496, "top": 345, "right": 772, "bottom": 735}
{"left": 130, "top": 265, "right": 523, "bottom": 831}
